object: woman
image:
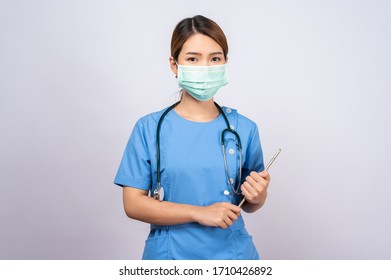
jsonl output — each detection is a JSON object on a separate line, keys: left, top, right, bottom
{"left": 114, "top": 15, "right": 270, "bottom": 260}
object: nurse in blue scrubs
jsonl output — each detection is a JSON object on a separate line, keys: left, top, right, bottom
{"left": 114, "top": 15, "right": 271, "bottom": 260}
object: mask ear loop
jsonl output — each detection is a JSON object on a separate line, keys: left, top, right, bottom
{"left": 174, "top": 60, "right": 178, "bottom": 78}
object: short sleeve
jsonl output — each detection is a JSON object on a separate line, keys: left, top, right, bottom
{"left": 241, "top": 124, "right": 264, "bottom": 180}
{"left": 114, "top": 119, "right": 152, "bottom": 190}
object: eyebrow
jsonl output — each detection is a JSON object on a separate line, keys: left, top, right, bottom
{"left": 185, "top": 51, "right": 224, "bottom": 56}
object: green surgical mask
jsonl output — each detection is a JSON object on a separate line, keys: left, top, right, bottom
{"left": 177, "top": 63, "right": 228, "bottom": 101}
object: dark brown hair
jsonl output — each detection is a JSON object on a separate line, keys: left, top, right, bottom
{"left": 171, "top": 15, "right": 228, "bottom": 61}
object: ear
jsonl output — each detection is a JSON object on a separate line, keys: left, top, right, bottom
{"left": 225, "top": 56, "right": 229, "bottom": 64}
{"left": 169, "top": 56, "right": 178, "bottom": 77}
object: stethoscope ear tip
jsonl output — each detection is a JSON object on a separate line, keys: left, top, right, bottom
{"left": 224, "top": 190, "right": 230, "bottom": 196}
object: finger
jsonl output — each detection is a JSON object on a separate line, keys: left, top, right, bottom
{"left": 241, "top": 183, "right": 256, "bottom": 202}
{"left": 245, "top": 174, "right": 258, "bottom": 186}
{"left": 227, "top": 203, "right": 241, "bottom": 215}
{"left": 254, "top": 170, "right": 270, "bottom": 184}
{"left": 242, "top": 181, "right": 256, "bottom": 196}
{"left": 219, "top": 220, "right": 228, "bottom": 229}
{"left": 223, "top": 215, "right": 233, "bottom": 226}
{"left": 259, "top": 170, "right": 271, "bottom": 180}
{"left": 241, "top": 183, "right": 250, "bottom": 197}
{"left": 227, "top": 210, "right": 239, "bottom": 222}
{"left": 247, "top": 175, "right": 266, "bottom": 194}
{"left": 250, "top": 171, "right": 262, "bottom": 182}
{"left": 257, "top": 171, "right": 270, "bottom": 190}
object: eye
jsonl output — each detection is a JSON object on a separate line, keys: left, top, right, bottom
{"left": 211, "top": 57, "right": 222, "bottom": 62}
{"left": 187, "top": 57, "right": 198, "bottom": 62}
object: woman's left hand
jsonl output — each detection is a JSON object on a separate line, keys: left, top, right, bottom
{"left": 241, "top": 171, "right": 270, "bottom": 207}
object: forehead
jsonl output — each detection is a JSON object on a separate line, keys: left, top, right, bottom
{"left": 181, "top": 33, "right": 223, "bottom": 54}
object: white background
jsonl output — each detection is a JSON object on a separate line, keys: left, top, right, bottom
{"left": 1, "top": 0, "right": 390, "bottom": 259}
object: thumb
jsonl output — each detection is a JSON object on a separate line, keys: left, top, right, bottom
{"left": 258, "top": 170, "right": 270, "bottom": 179}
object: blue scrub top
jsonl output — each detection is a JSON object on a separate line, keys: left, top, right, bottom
{"left": 114, "top": 105, "right": 264, "bottom": 260}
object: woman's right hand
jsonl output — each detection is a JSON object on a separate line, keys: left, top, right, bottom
{"left": 192, "top": 202, "right": 241, "bottom": 229}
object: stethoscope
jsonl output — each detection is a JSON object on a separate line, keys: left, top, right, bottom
{"left": 154, "top": 101, "right": 243, "bottom": 201}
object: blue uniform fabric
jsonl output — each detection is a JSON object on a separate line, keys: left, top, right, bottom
{"left": 114, "top": 105, "right": 264, "bottom": 260}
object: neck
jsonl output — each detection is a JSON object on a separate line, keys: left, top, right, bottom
{"left": 174, "top": 91, "right": 220, "bottom": 122}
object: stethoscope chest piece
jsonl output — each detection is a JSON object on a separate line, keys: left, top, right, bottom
{"left": 153, "top": 184, "right": 164, "bottom": 201}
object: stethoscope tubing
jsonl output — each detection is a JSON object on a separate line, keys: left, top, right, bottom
{"left": 155, "top": 101, "right": 180, "bottom": 194}
{"left": 155, "top": 101, "right": 243, "bottom": 201}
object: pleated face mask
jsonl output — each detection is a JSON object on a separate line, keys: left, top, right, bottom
{"left": 177, "top": 64, "right": 228, "bottom": 101}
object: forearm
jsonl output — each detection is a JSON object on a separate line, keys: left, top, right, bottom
{"left": 124, "top": 192, "right": 198, "bottom": 225}
{"left": 123, "top": 186, "right": 241, "bottom": 228}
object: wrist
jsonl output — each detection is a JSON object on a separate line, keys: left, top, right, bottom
{"left": 188, "top": 205, "right": 200, "bottom": 223}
